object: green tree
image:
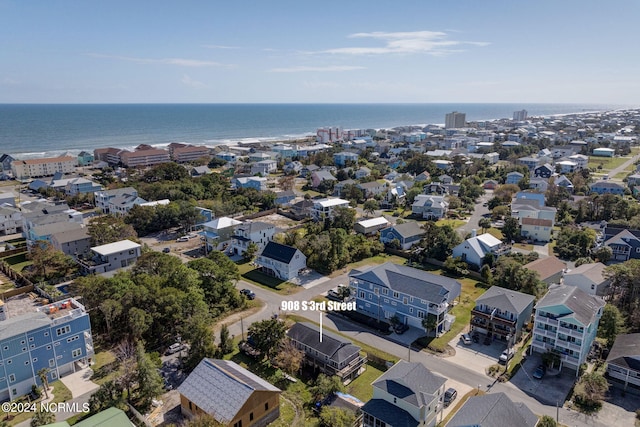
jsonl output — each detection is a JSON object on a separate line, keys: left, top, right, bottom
{"left": 88, "top": 380, "right": 125, "bottom": 413}
{"left": 99, "top": 299, "right": 123, "bottom": 339}
{"left": 30, "top": 408, "right": 55, "bottom": 427}
{"left": 273, "top": 340, "right": 304, "bottom": 376}
{"left": 592, "top": 246, "right": 612, "bottom": 264}
{"left": 574, "top": 257, "right": 595, "bottom": 267}
{"left": 422, "top": 315, "right": 438, "bottom": 337}
{"left": 182, "top": 415, "right": 225, "bottom": 427}
{"left": 597, "top": 304, "right": 626, "bottom": 348}
{"left": 501, "top": 217, "right": 520, "bottom": 242}
{"left": 243, "top": 242, "right": 259, "bottom": 262}
{"left": 331, "top": 206, "right": 356, "bottom": 230}
{"left": 218, "top": 324, "right": 234, "bottom": 356}
{"left": 573, "top": 372, "right": 609, "bottom": 414}
{"left": 312, "top": 374, "right": 344, "bottom": 401}
{"left": 135, "top": 341, "right": 164, "bottom": 410}
{"left": 363, "top": 199, "right": 379, "bottom": 217}
{"left": 87, "top": 215, "right": 138, "bottom": 246}
{"left": 319, "top": 407, "right": 356, "bottom": 427}
{"left": 247, "top": 319, "right": 286, "bottom": 360}
{"left": 478, "top": 217, "right": 492, "bottom": 233}
{"left": 182, "top": 316, "right": 217, "bottom": 372}
{"left": 36, "top": 368, "right": 50, "bottom": 400}
{"left": 538, "top": 415, "right": 557, "bottom": 427}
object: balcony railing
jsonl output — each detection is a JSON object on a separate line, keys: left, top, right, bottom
{"left": 471, "top": 309, "right": 517, "bottom": 325}
{"left": 556, "top": 339, "right": 582, "bottom": 353}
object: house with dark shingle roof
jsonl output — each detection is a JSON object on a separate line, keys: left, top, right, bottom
{"left": 471, "top": 286, "right": 534, "bottom": 345}
{"left": 287, "top": 322, "right": 366, "bottom": 383}
{"left": 349, "top": 262, "right": 461, "bottom": 334}
{"left": 255, "top": 241, "right": 306, "bottom": 280}
{"left": 606, "top": 333, "right": 640, "bottom": 390}
{"left": 362, "top": 360, "right": 446, "bottom": 427}
{"left": 379, "top": 221, "right": 425, "bottom": 250}
{"left": 178, "top": 358, "right": 281, "bottom": 427}
{"left": 532, "top": 284, "right": 605, "bottom": 373}
{"left": 446, "top": 392, "right": 538, "bottom": 427}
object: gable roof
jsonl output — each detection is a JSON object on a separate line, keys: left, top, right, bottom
{"left": 521, "top": 217, "right": 553, "bottom": 227}
{"left": 372, "top": 361, "right": 446, "bottom": 407}
{"left": 361, "top": 399, "right": 419, "bottom": 427}
{"left": 447, "top": 392, "right": 538, "bottom": 427}
{"left": 523, "top": 256, "right": 566, "bottom": 281}
{"left": 260, "top": 241, "right": 299, "bottom": 264}
{"left": 475, "top": 286, "right": 534, "bottom": 316}
{"left": 349, "top": 262, "right": 460, "bottom": 303}
{"left": 202, "top": 217, "right": 243, "bottom": 230}
{"left": 457, "top": 233, "right": 502, "bottom": 259}
{"left": 386, "top": 221, "right": 425, "bottom": 239}
{"left": 604, "top": 229, "right": 640, "bottom": 247}
{"left": 178, "top": 358, "right": 280, "bottom": 424}
{"left": 565, "top": 262, "right": 607, "bottom": 284}
{"left": 606, "top": 333, "right": 640, "bottom": 372}
{"left": 535, "top": 284, "right": 605, "bottom": 326}
{"left": 287, "top": 322, "right": 360, "bottom": 364}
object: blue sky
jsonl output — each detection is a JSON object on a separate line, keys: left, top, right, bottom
{"left": 1, "top": 0, "right": 639, "bottom": 104}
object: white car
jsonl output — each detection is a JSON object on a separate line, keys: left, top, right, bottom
{"left": 176, "top": 236, "right": 189, "bottom": 242}
{"left": 461, "top": 333, "right": 472, "bottom": 345}
{"left": 499, "top": 348, "right": 514, "bottom": 364}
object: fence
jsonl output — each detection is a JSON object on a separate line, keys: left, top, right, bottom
{"left": 0, "top": 284, "right": 34, "bottom": 300}
{"left": 238, "top": 208, "right": 278, "bottom": 221}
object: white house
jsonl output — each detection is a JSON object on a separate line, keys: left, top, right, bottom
{"left": 411, "top": 194, "right": 448, "bottom": 219}
{"left": 81, "top": 239, "right": 142, "bottom": 274}
{"left": 255, "top": 242, "right": 307, "bottom": 281}
{"left": 250, "top": 160, "right": 277, "bottom": 176}
{"left": 202, "top": 217, "right": 243, "bottom": 251}
{"left": 229, "top": 221, "right": 275, "bottom": 256}
{"left": 563, "top": 262, "right": 610, "bottom": 296}
{"left": 310, "top": 198, "right": 350, "bottom": 221}
{"left": 452, "top": 232, "right": 511, "bottom": 267}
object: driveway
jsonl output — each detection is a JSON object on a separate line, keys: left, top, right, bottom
{"left": 59, "top": 367, "right": 99, "bottom": 398}
{"left": 457, "top": 190, "right": 493, "bottom": 237}
{"left": 447, "top": 332, "right": 507, "bottom": 375}
{"left": 510, "top": 353, "right": 575, "bottom": 406}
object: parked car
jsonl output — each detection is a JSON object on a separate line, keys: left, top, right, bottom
{"left": 327, "top": 289, "right": 343, "bottom": 301}
{"left": 393, "top": 323, "right": 409, "bottom": 335}
{"left": 162, "top": 247, "right": 170, "bottom": 253}
{"left": 499, "top": 348, "right": 515, "bottom": 364}
{"left": 240, "top": 289, "right": 256, "bottom": 300}
{"left": 461, "top": 333, "right": 472, "bottom": 345}
{"left": 443, "top": 388, "right": 457, "bottom": 407}
{"left": 533, "top": 364, "right": 546, "bottom": 379}
{"left": 176, "top": 236, "right": 189, "bottom": 242}
{"left": 166, "top": 343, "right": 185, "bottom": 355}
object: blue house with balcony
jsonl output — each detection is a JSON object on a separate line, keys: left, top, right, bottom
{"left": 333, "top": 151, "right": 359, "bottom": 167}
{"left": 0, "top": 297, "right": 94, "bottom": 401}
{"left": 349, "top": 263, "right": 461, "bottom": 335}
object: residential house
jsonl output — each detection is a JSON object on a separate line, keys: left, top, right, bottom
{"left": 191, "top": 165, "right": 211, "bottom": 177}
{"left": 568, "top": 154, "right": 589, "bottom": 169}
{"left": 178, "top": 358, "right": 281, "bottom": 427}
{"left": 452, "top": 232, "right": 511, "bottom": 268}
{"left": 310, "top": 198, "right": 350, "bottom": 222}
{"left": 248, "top": 152, "right": 273, "bottom": 163}
{"left": 94, "top": 187, "right": 140, "bottom": 214}
{"left": 300, "top": 164, "right": 319, "bottom": 177}
{"left": 202, "top": 217, "right": 243, "bottom": 251}
{"left": 349, "top": 262, "right": 461, "bottom": 333}
{"left": 250, "top": 160, "right": 278, "bottom": 176}
{"left": 232, "top": 176, "right": 268, "bottom": 191}
{"left": 333, "top": 179, "right": 357, "bottom": 197}
{"left": 0, "top": 154, "right": 16, "bottom": 172}
{"left": 77, "top": 151, "right": 94, "bottom": 166}
{"left": 531, "top": 284, "right": 605, "bottom": 373}
{"left": 505, "top": 171, "right": 524, "bottom": 185}
{"left": 523, "top": 256, "right": 566, "bottom": 285}
{"left": 556, "top": 160, "right": 577, "bottom": 174}
{"left": 511, "top": 199, "right": 557, "bottom": 237}
{"left": 0, "top": 297, "right": 93, "bottom": 402}
{"left": 79, "top": 239, "right": 142, "bottom": 274}
{"left": 272, "top": 143, "right": 297, "bottom": 160}
{"left": 289, "top": 199, "right": 314, "bottom": 219}
{"left": 483, "top": 179, "right": 499, "bottom": 190}
{"left": 107, "top": 193, "right": 148, "bottom": 217}
{"left": 424, "top": 182, "right": 449, "bottom": 195}
{"left": 354, "top": 217, "right": 390, "bottom": 235}
{"left": 274, "top": 190, "right": 296, "bottom": 207}
{"left": 230, "top": 221, "right": 275, "bottom": 256}
{"left": 521, "top": 217, "right": 553, "bottom": 242}
{"left": 604, "top": 228, "right": 640, "bottom": 262}
{"left": 379, "top": 222, "right": 425, "bottom": 250}
{"left": 534, "top": 163, "right": 554, "bottom": 178}
{"left": 355, "top": 166, "right": 371, "bottom": 179}
{"left": 255, "top": 242, "right": 307, "bottom": 281}
{"left": 310, "top": 170, "right": 337, "bottom": 189}
{"left": 471, "top": 286, "right": 534, "bottom": 345}
{"left": 283, "top": 161, "right": 303, "bottom": 175}
{"left": 0, "top": 206, "right": 22, "bottom": 235}
{"left": 555, "top": 175, "right": 574, "bottom": 192}
{"left": 415, "top": 171, "right": 431, "bottom": 182}
{"left": 29, "top": 221, "right": 85, "bottom": 246}
{"left": 446, "top": 393, "right": 538, "bottom": 427}
{"left": 605, "top": 333, "right": 640, "bottom": 390}
{"left": 528, "top": 177, "right": 549, "bottom": 193}
{"left": 517, "top": 156, "right": 540, "bottom": 171}
{"left": 438, "top": 174, "right": 453, "bottom": 185}
{"left": 21, "top": 201, "right": 81, "bottom": 242}
{"left": 361, "top": 361, "right": 446, "bottom": 427}
{"left": 287, "top": 322, "right": 366, "bottom": 383}
{"left": 357, "top": 180, "right": 387, "bottom": 198}
{"left": 215, "top": 151, "right": 237, "bottom": 162}
{"left": 333, "top": 151, "right": 359, "bottom": 167}
{"left": 590, "top": 181, "right": 625, "bottom": 195}
{"left": 563, "top": 263, "right": 610, "bottom": 297}
{"left": 58, "top": 178, "right": 102, "bottom": 196}
{"left": 412, "top": 195, "right": 449, "bottom": 220}
{"left": 50, "top": 226, "right": 92, "bottom": 257}
{"left": 0, "top": 192, "right": 15, "bottom": 207}
{"left": 593, "top": 147, "right": 615, "bottom": 157}
{"left": 627, "top": 173, "right": 640, "bottom": 188}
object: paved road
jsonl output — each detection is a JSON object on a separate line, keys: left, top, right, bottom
{"left": 457, "top": 189, "right": 493, "bottom": 237}
{"left": 606, "top": 153, "right": 640, "bottom": 181}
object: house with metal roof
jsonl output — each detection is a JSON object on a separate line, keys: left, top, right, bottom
{"left": 78, "top": 239, "right": 141, "bottom": 274}
{"left": 606, "top": 333, "right": 640, "bottom": 390}
{"left": 531, "top": 284, "right": 605, "bottom": 374}
{"left": 446, "top": 392, "right": 538, "bottom": 427}
{"left": 354, "top": 217, "right": 390, "bottom": 235}
{"left": 255, "top": 241, "right": 306, "bottom": 281}
{"left": 53, "top": 407, "right": 133, "bottom": 427}
{"left": 452, "top": 231, "right": 511, "bottom": 268}
{"left": 310, "top": 198, "right": 350, "bottom": 222}
{"left": 471, "top": 286, "right": 535, "bottom": 346}
{"left": 379, "top": 221, "right": 425, "bottom": 250}
{"left": 178, "top": 358, "right": 281, "bottom": 427}
{"left": 349, "top": 262, "right": 461, "bottom": 333}
{"left": 361, "top": 361, "right": 446, "bottom": 427}
{"left": 202, "top": 217, "right": 243, "bottom": 251}
{"left": 286, "top": 322, "right": 366, "bottom": 383}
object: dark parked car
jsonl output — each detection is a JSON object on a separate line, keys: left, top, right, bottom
{"left": 162, "top": 247, "right": 170, "bottom": 253}
{"left": 240, "top": 289, "right": 256, "bottom": 300}
{"left": 393, "top": 323, "right": 409, "bottom": 335}
{"left": 443, "top": 388, "right": 457, "bottom": 407}
{"left": 533, "top": 364, "right": 546, "bottom": 379}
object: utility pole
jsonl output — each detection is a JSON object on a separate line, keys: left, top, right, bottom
{"left": 240, "top": 317, "right": 245, "bottom": 341}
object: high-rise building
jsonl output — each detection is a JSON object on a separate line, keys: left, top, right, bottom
{"left": 513, "top": 109, "right": 528, "bottom": 121}
{"left": 445, "top": 111, "right": 466, "bottom": 129}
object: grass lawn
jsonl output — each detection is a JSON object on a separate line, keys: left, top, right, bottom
{"left": 345, "top": 363, "right": 384, "bottom": 402}
{"left": 513, "top": 243, "right": 534, "bottom": 251}
{"left": 91, "top": 348, "right": 120, "bottom": 386}
{"left": 436, "top": 219, "right": 466, "bottom": 229}
{"left": 328, "top": 254, "right": 407, "bottom": 278}
{"left": 486, "top": 227, "right": 504, "bottom": 239}
{"left": 236, "top": 261, "right": 301, "bottom": 295}
{"left": 587, "top": 155, "right": 631, "bottom": 171}
{"left": 0, "top": 381, "right": 73, "bottom": 425}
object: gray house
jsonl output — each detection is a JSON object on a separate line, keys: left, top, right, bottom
{"left": 286, "top": 322, "right": 366, "bottom": 383}
{"left": 379, "top": 222, "right": 425, "bottom": 250}
{"left": 447, "top": 392, "right": 538, "bottom": 427}
{"left": 471, "top": 286, "right": 534, "bottom": 345}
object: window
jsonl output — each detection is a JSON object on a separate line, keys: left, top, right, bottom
{"left": 20, "top": 340, "right": 25, "bottom": 345}
{"left": 44, "top": 332, "right": 49, "bottom": 337}
{"left": 46, "top": 345, "right": 52, "bottom": 350}
{"left": 265, "top": 402, "right": 269, "bottom": 411}
{"left": 409, "top": 308, "right": 414, "bottom": 314}
{"left": 418, "top": 311, "right": 425, "bottom": 319}
{"left": 49, "top": 359, "right": 55, "bottom": 367}
{"left": 8, "top": 374, "right": 15, "bottom": 383}
{"left": 24, "top": 361, "right": 29, "bottom": 365}
{"left": 403, "top": 297, "right": 408, "bottom": 304}
{"left": 67, "top": 336, "right": 79, "bottom": 343}
{"left": 393, "top": 291, "right": 399, "bottom": 299}
{"left": 374, "top": 288, "right": 379, "bottom": 295}
{"left": 359, "top": 291, "right": 365, "bottom": 299}
{"left": 56, "top": 326, "right": 71, "bottom": 336}
{"left": 129, "top": 249, "right": 135, "bottom": 255}
{"left": 382, "top": 288, "right": 388, "bottom": 295}
{"left": 7, "top": 360, "right": 11, "bottom": 365}
{"left": 250, "top": 413, "right": 254, "bottom": 421}
{"left": 51, "top": 371, "right": 58, "bottom": 379}
{"left": 384, "top": 299, "right": 389, "bottom": 303}
{"left": 2, "top": 346, "right": 7, "bottom": 351}
{"left": 72, "top": 348, "right": 82, "bottom": 358}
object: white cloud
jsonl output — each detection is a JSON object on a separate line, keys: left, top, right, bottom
{"left": 181, "top": 74, "right": 206, "bottom": 88}
{"left": 268, "top": 65, "right": 365, "bottom": 73}
{"left": 317, "top": 30, "right": 489, "bottom": 56}
{"left": 202, "top": 44, "right": 239, "bottom": 50}
{"left": 88, "top": 53, "right": 232, "bottom": 67}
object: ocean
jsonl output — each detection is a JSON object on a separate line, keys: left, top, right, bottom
{"left": 0, "top": 103, "right": 631, "bottom": 159}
